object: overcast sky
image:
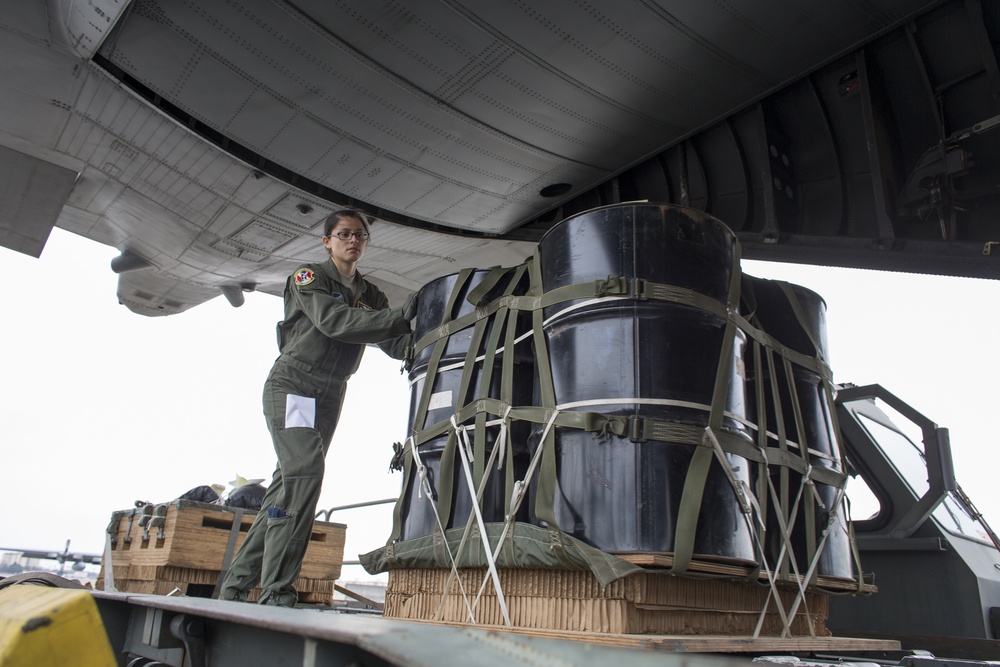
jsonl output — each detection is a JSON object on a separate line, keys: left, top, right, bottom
{"left": 2, "top": 228, "right": 998, "bottom": 582}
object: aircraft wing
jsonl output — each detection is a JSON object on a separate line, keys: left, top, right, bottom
{"left": 2, "top": 0, "right": 997, "bottom": 316}
{"left": 2, "top": 547, "right": 102, "bottom": 566}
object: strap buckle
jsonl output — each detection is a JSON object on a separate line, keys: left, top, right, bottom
{"left": 629, "top": 415, "right": 646, "bottom": 443}
{"left": 632, "top": 278, "right": 647, "bottom": 301}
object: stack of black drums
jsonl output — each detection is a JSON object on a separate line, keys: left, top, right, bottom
{"left": 395, "top": 202, "right": 852, "bottom": 581}
{"left": 742, "top": 276, "right": 853, "bottom": 579}
{"left": 396, "top": 269, "right": 531, "bottom": 541}
{"left": 528, "top": 204, "right": 756, "bottom": 564}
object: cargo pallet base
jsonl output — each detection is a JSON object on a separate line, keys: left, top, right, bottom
{"left": 384, "top": 567, "right": 898, "bottom": 652}
{"left": 615, "top": 553, "right": 876, "bottom": 593}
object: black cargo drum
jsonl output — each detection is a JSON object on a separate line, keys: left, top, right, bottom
{"left": 743, "top": 277, "right": 853, "bottom": 579}
{"left": 397, "top": 269, "right": 531, "bottom": 541}
{"left": 528, "top": 204, "right": 757, "bottom": 563}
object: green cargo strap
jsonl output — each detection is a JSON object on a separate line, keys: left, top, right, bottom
{"left": 636, "top": 278, "right": 729, "bottom": 319}
{"left": 751, "top": 338, "right": 770, "bottom": 577}
{"left": 407, "top": 398, "right": 506, "bottom": 447}
{"left": 425, "top": 262, "right": 528, "bottom": 601}
{"left": 500, "top": 264, "right": 527, "bottom": 411}
{"left": 440, "top": 264, "right": 526, "bottom": 542}
{"left": 411, "top": 268, "right": 476, "bottom": 434}
{"left": 732, "top": 310, "right": 833, "bottom": 383}
{"left": 409, "top": 398, "right": 764, "bottom": 457}
{"left": 846, "top": 498, "right": 867, "bottom": 594}
{"left": 670, "top": 236, "right": 742, "bottom": 576}
{"left": 465, "top": 265, "right": 514, "bottom": 307}
{"left": 782, "top": 483, "right": 851, "bottom": 638}
{"left": 529, "top": 252, "right": 561, "bottom": 532}
{"left": 763, "top": 453, "right": 798, "bottom": 584}
{"left": 781, "top": 351, "right": 817, "bottom": 580}
{"left": 396, "top": 268, "right": 475, "bottom": 544}
{"left": 405, "top": 400, "right": 843, "bottom": 488}
{"left": 783, "top": 354, "right": 810, "bottom": 465}
{"left": 472, "top": 313, "right": 505, "bottom": 486}
{"left": 642, "top": 278, "right": 837, "bottom": 354}
{"left": 449, "top": 413, "right": 513, "bottom": 626}
{"left": 443, "top": 403, "right": 833, "bottom": 483}
{"left": 501, "top": 271, "right": 522, "bottom": 516}
{"left": 705, "top": 428, "right": 754, "bottom": 516}
{"left": 777, "top": 281, "right": 825, "bottom": 361}
{"left": 804, "top": 471, "right": 819, "bottom": 587}
{"left": 435, "top": 308, "right": 492, "bottom": 532}
{"left": 474, "top": 263, "right": 527, "bottom": 490}
{"left": 751, "top": 337, "right": 789, "bottom": 580}
{"left": 408, "top": 401, "right": 636, "bottom": 451}
{"left": 628, "top": 418, "right": 703, "bottom": 446}
{"left": 439, "top": 421, "right": 515, "bottom": 622}
{"left": 415, "top": 267, "right": 476, "bottom": 429}
{"left": 816, "top": 380, "right": 856, "bottom": 590}
{"left": 640, "top": 275, "right": 833, "bottom": 385}
{"left": 459, "top": 255, "right": 564, "bottom": 587}
{"left": 438, "top": 296, "right": 492, "bottom": 521}
{"left": 388, "top": 439, "right": 415, "bottom": 544}
{"left": 740, "top": 274, "right": 760, "bottom": 321}
{"left": 822, "top": 379, "right": 850, "bottom": 493}
{"left": 433, "top": 430, "right": 460, "bottom": 533}
{"left": 411, "top": 273, "right": 629, "bottom": 357}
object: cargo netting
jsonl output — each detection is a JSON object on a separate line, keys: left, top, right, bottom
{"left": 361, "top": 204, "right": 866, "bottom": 636}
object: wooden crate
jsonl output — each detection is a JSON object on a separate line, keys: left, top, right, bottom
{"left": 103, "top": 500, "right": 346, "bottom": 580}
{"left": 384, "top": 568, "right": 830, "bottom": 636}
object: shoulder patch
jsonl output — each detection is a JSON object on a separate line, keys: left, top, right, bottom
{"left": 293, "top": 268, "right": 315, "bottom": 287}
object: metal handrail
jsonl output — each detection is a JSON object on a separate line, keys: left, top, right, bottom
{"left": 314, "top": 497, "right": 397, "bottom": 522}
{"left": 315, "top": 498, "right": 399, "bottom": 569}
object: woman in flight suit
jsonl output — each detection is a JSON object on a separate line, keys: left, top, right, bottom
{"left": 220, "top": 209, "right": 416, "bottom": 607}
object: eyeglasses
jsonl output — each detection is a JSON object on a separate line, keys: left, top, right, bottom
{"left": 329, "top": 231, "right": 370, "bottom": 241}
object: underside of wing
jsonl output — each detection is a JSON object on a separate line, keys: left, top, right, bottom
{"left": 2, "top": 0, "right": 998, "bottom": 316}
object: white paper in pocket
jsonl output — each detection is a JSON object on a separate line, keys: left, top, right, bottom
{"left": 284, "top": 394, "right": 316, "bottom": 429}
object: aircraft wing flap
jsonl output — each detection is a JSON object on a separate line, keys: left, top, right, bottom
{"left": 0, "top": 145, "right": 78, "bottom": 257}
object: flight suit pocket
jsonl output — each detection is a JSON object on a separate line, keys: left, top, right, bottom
{"left": 284, "top": 394, "right": 315, "bottom": 429}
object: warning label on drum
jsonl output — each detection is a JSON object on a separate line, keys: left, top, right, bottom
{"left": 428, "top": 390, "right": 453, "bottom": 411}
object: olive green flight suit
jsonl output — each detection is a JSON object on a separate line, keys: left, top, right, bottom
{"left": 220, "top": 259, "right": 410, "bottom": 606}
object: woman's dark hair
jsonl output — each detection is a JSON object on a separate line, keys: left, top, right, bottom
{"left": 324, "top": 210, "right": 371, "bottom": 237}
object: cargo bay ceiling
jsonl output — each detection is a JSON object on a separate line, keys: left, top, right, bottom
{"left": 1, "top": 0, "right": 998, "bottom": 315}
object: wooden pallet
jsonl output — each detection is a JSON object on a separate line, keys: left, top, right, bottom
{"left": 384, "top": 568, "right": 835, "bottom": 637}
{"left": 616, "top": 553, "right": 876, "bottom": 594}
